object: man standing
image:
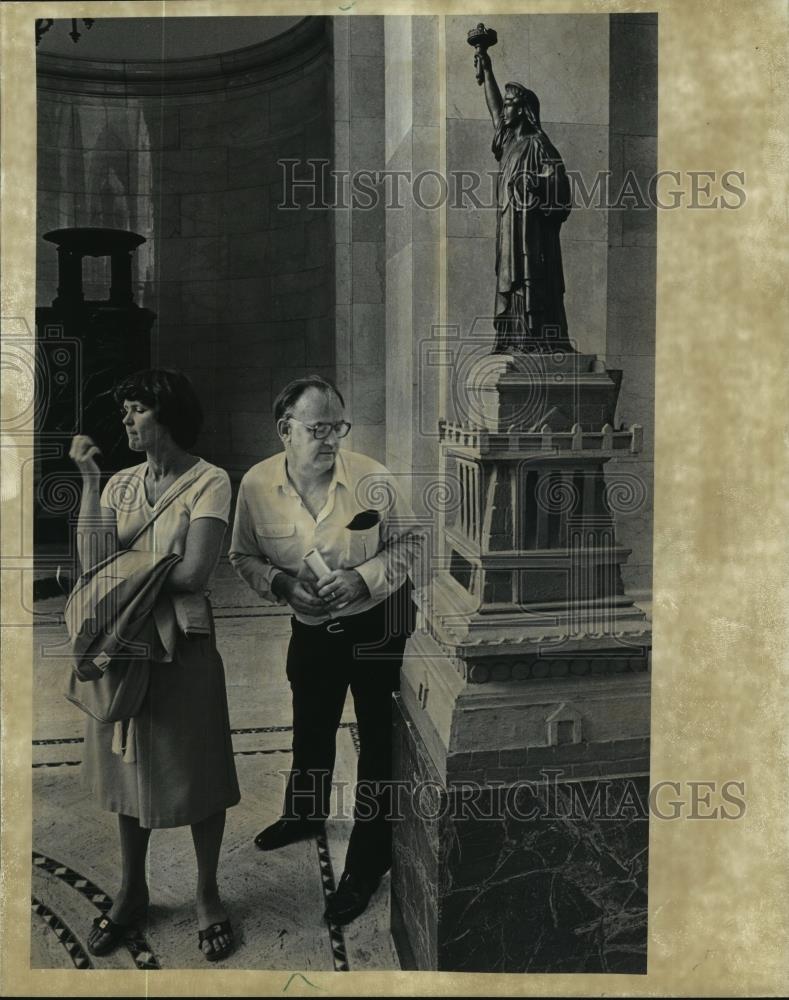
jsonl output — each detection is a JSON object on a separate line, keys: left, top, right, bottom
{"left": 229, "top": 375, "right": 417, "bottom": 925}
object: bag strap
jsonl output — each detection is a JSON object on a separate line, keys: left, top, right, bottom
{"left": 125, "top": 460, "right": 209, "bottom": 548}
{"left": 68, "top": 462, "right": 210, "bottom": 602}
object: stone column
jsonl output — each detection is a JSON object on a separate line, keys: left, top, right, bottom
{"left": 332, "top": 15, "right": 387, "bottom": 461}
{"left": 383, "top": 15, "right": 443, "bottom": 511}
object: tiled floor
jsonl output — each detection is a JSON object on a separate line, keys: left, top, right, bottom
{"left": 30, "top": 558, "right": 400, "bottom": 972}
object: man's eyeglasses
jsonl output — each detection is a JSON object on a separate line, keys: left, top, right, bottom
{"left": 287, "top": 416, "right": 352, "bottom": 440}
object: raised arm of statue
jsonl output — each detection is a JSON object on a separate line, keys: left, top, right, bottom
{"left": 477, "top": 49, "right": 503, "bottom": 127}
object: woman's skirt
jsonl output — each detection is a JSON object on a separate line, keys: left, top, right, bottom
{"left": 80, "top": 628, "right": 240, "bottom": 829}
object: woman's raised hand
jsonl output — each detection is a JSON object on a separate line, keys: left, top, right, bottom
{"left": 69, "top": 434, "right": 102, "bottom": 479}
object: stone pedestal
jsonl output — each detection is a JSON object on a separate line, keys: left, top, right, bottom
{"left": 392, "top": 690, "right": 650, "bottom": 973}
{"left": 391, "top": 351, "right": 651, "bottom": 972}
{"left": 465, "top": 349, "right": 623, "bottom": 434}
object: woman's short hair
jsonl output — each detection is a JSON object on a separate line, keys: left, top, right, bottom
{"left": 113, "top": 369, "right": 203, "bottom": 449}
{"left": 273, "top": 375, "right": 345, "bottom": 424}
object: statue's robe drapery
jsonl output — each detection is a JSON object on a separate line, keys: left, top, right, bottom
{"left": 492, "top": 112, "right": 572, "bottom": 352}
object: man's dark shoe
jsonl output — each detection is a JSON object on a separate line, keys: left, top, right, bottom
{"left": 323, "top": 871, "right": 381, "bottom": 925}
{"left": 254, "top": 818, "right": 324, "bottom": 851}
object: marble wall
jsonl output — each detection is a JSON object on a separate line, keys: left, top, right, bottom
{"left": 36, "top": 19, "right": 333, "bottom": 475}
{"left": 332, "top": 16, "right": 388, "bottom": 462}
{"left": 383, "top": 16, "right": 443, "bottom": 508}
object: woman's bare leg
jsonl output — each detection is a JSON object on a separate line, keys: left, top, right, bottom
{"left": 191, "top": 809, "right": 231, "bottom": 957}
{"left": 88, "top": 814, "right": 150, "bottom": 950}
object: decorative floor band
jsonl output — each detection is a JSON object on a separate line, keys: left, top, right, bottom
{"left": 234, "top": 723, "right": 356, "bottom": 736}
{"left": 31, "top": 895, "right": 93, "bottom": 969}
{"left": 231, "top": 725, "right": 294, "bottom": 735}
{"left": 34, "top": 723, "right": 357, "bottom": 767}
{"left": 34, "top": 722, "right": 356, "bottom": 747}
{"left": 314, "top": 830, "right": 350, "bottom": 973}
{"left": 32, "top": 737, "right": 84, "bottom": 746}
{"left": 32, "top": 852, "right": 161, "bottom": 970}
{"left": 34, "top": 748, "right": 295, "bottom": 768}
{"left": 32, "top": 728, "right": 294, "bottom": 745}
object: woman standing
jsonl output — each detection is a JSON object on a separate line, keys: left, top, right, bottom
{"left": 69, "top": 369, "right": 240, "bottom": 962}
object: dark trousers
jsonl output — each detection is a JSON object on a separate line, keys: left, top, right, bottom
{"left": 282, "top": 587, "right": 412, "bottom": 880}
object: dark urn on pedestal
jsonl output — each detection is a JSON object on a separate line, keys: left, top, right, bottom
{"left": 35, "top": 228, "right": 155, "bottom": 544}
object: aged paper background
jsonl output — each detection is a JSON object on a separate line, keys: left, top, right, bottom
{"left": 1, "top": 0, "right": 786, "bottom": 995}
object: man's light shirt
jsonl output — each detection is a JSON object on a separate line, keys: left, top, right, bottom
{"left": 229, "top": 449, "right": 418, "bottom": 624}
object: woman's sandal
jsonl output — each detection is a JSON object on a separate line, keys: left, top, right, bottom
{"left": 198, "top": 919, "right": 234, "bottom": 962}
{"left": 87, "top": 904, "right": 148, "bottom": 957}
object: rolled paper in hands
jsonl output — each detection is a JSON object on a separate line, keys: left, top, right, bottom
{"left": 303, "top": 548, "right": 331, "bottom": 581}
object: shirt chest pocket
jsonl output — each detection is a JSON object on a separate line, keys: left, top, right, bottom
{"left": 338, "top": 524, "right": 380, "bottom": 569}
{"left": 255, "top": 523, "right": 298, "bottom": 566}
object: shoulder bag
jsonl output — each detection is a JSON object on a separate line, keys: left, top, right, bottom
{"left": 64, "top": 462, "right": 207, "bottom": 724}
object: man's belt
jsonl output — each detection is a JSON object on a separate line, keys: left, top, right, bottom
{"left": 292, "top": 581, "right": 415, "bottom": 638}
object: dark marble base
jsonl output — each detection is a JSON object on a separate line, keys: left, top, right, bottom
{"left": 392, "top": 695, "right": 649, "bottom": 973}
{"left": 390, "top": 888, "right": 418, "bottom": 972}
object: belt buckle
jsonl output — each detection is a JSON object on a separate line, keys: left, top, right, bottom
{"left": 326, "top": 620, "right": 344, "bottom": 635}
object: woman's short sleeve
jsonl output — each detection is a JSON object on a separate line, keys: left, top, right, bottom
{"left": 99, "top": 469, "right": 139, "bottom": 512}
{"left": 189, "top": 466, "right": 232, "bottom": 524}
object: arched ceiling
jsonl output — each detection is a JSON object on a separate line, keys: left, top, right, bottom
{"left": 36, "top": 16, "right": 304, "bottom": 61}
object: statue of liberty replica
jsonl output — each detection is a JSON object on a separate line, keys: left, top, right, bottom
{"left": 470, "top": 24, "right": 573, "bottom": 353}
